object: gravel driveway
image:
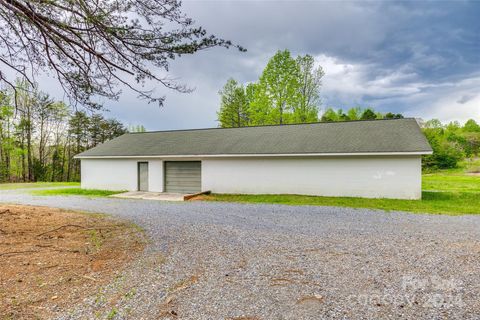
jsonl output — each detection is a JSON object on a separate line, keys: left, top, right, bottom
{"left": 1, "top": 189, "right": 480, "bottom": 319}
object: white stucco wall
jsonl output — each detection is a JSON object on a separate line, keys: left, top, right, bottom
{"left": 81, "top": 155, "right": 422, "bottom": 199}
{"left": 201, "top": 156, "right": 422, "bottom": 199}
{"left": 80, "top": 159, "right": 164, "bottom": 192}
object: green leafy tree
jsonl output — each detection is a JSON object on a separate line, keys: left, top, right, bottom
{"left": 337, "top": 109, "right": 350, "bottom": 121}
{"left": 294, "top": 55, "right": 323, "bottom": 123}
{"left": 423, "top": 128, "right": 464, "bottom": 169}
{"left": 347, "top": 107, "right": 362, "bottom": 120}
{"left": 463, "top": 132, "right": 480, "bottom": 157}
{"left": 424, "top": 119, "right": 443, "bottom": 129}
{"left": 0, "top": 82, "right": 128, "bottom": 183}
{"left": 247, "top": 82, "right": 272, "bottom": 125}
{"left": 320, "top": 108, "right": 340, "bottom": 122}
{"left": 49, "top": 102, "right": 69, "bottom": 182}
{"left": 218, "top": 50, "right": 323, "bottom": 126}
{"left": 252, "top": 50, "right": 302, "bottom": 124}
{"left": 360, "top": 108, "right": 377, "bottom": 120}
{"left": 34, "top": 93, "right": 57, "bottom": 180}
{"left": 89, "top": 114, "right": 107, "bottom": 147}
{"left": 217, "top": 79, "right": 250, "bottom": 127}
{"left": 321, "top": 107, "right": 405, "bottom": 122}
{"left": 459, "top": 119, "right": 480, "bottom": 157}
{"left": 464, "top": 119, "right": 480, "bottom": 132}
{"left": 422, "top": 120, "right": 466, "bottom": 170}
{"left": 103, "top": 119, "right": 128, "bottom": 141}
{"left": 0, "top": 101, "right": 14, "bottom": 181}
{"left": 68, "top": 111, "right": 89, "bottom": 181}
{"left": 68, "top": 111, "right": 90, "bottom": 155}
{"left": 384, "top": 112, "right": 404, "bottom": 119}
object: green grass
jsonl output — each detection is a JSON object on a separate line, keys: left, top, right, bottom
{"left": 0, "top": 182, "right": 80, "bottom": 190}
{"left": 422, "top": 158, "right": 480, "bottom": 193}
{"left": 422, "top": 175, "right": 480, "bottom": 192}
{"left": 31, "top": 188, "right": 123, "bottom": 197}
{"left": 201, "top": 191, "right": 480, "bottom": 215}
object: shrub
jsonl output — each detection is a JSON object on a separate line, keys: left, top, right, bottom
{"left": 423, "top": 140, "right": 464, "bottom": 170}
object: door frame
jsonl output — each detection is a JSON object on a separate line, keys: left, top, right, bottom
{"left": 137, "top": 161, "right": 149, "bottom": 191}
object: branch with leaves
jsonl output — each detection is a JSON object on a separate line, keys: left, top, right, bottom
{"left": 0, "top": 0, "right": 244, "bottom": 109}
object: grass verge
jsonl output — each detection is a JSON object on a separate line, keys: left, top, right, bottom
{"left": 196, "top": 191, "right": 480, "bottom": 215}
{"left": 422, "top": 175, "right": 480, "bottom": 192}
{"left": 31, "top": 188, "right": 124, "bottom": 197}
{"left": 0, "top": 182, "right": 80, "bottom": 190}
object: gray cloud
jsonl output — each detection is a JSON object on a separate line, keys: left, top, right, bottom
{"left": 15, "top": 1, "right": 480, "bottom": 129}
{"left": 457, "top": 94, "right": 477, "bottom": 104}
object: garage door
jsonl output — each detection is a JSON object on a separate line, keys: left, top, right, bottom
{"left": 164, "top": 161, "right": 201, "bottom": 194}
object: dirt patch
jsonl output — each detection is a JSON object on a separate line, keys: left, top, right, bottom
{"left": 188, "top": 194, "right": 212, "bottom": 201}
{"left": 0, "top": 205, "right": 145, "bottom": 319}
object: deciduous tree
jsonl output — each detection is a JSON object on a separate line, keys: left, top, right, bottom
{"left": 294, "top": 55, "right": 323, "bottom": 123}
{"left": 252, "top": 50, "right": 302, "bottom": 124}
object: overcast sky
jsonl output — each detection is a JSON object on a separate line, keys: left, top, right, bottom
{"left": 52, "top": 1, "right": 480, "bottom": 130}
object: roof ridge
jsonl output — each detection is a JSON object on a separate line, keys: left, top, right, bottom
{"left": 130, "top": 117, "right": 416, "bottom": 134}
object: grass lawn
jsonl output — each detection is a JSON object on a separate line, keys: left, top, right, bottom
{"left": 198, "top": 159, "right": 480, "bottom": 215}
{"left": 0, "top": 182, "right": 80, "bottom": 190}
{"left": 199, "top": 191, "right": 479, "bottom": 215}
{"left": 422, "top": 158, "right": 480, "bottom": 193}
{"left": 422, "top": 175, "right": 480, "bottom": 193}
{"left": 31, "top": 188, "right": 124, "bottom": 197}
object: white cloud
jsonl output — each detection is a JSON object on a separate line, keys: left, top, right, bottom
{"left": 313, "top": 54, "right": 480, "bottom": 124}
{"left": 315, "top": 54, "right": 422, "bottom": 102}
{"left": 413, "top": 76, "right": 480, "bottom": 123}
{"left": 3, "top": 1, "right": 477, "bottom": 129}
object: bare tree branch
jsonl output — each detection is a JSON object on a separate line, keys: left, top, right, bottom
{"left": 0, "top": 0, "right": 245, "bottom": 109}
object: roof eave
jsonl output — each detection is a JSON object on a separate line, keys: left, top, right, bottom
{"left": 74, "top": 151, "right": 433, "bottom": 159}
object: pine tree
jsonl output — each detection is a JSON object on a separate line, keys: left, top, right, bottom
{"left": 217, "top": 79, "right": 250, "bottom": 128}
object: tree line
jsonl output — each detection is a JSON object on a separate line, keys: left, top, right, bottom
{"left": 217, "top": 50, "right": 324, "bottom": 127}
{"left": 320, "top": 107, "right": 404, "bottom": 121}
{"left": 316, "top": 113, "right": 480, "bottom": 170}
{"left": 422, "top": 119, "right": 480, "bottom": 170}
{"left": 217, "top": 50, "right": 405, "bottom": 128}
{"left": 217, "top": 50, "right": 479, "bottom": 171}
{"left": 0, "top": 81, "right": 127, "bottom": 183}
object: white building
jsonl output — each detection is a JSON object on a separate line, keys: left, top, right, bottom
{"left": 75, "top": 118, "right": 432, "bottom": 199}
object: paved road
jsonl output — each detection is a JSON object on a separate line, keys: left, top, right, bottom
{"left": 1, "top": 189, "right": 480, "bottom": 319}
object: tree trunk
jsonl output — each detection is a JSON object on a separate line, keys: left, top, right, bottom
{"left": 21, "top": 136, "right": 26, "bottom": 182}
{"left": 27, "top": 124, "right": 33, "bottom": 181}
{"left": 279, "top": 101, "right": 285, "bottom": 125}
{"left": 66, "top": 145, "right": 71, "bottom": 182}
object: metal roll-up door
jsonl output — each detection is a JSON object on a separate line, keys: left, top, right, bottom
{"left": 164, "top": 161, "right": 201, "bottom": 194}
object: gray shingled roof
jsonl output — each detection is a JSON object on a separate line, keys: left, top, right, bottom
{"left": 76, "top": 118, "right": 432, "bottom": 158}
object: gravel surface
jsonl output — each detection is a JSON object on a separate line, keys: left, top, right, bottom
{"left": 1, "top": 189, "right": 480, "bottom": 319}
